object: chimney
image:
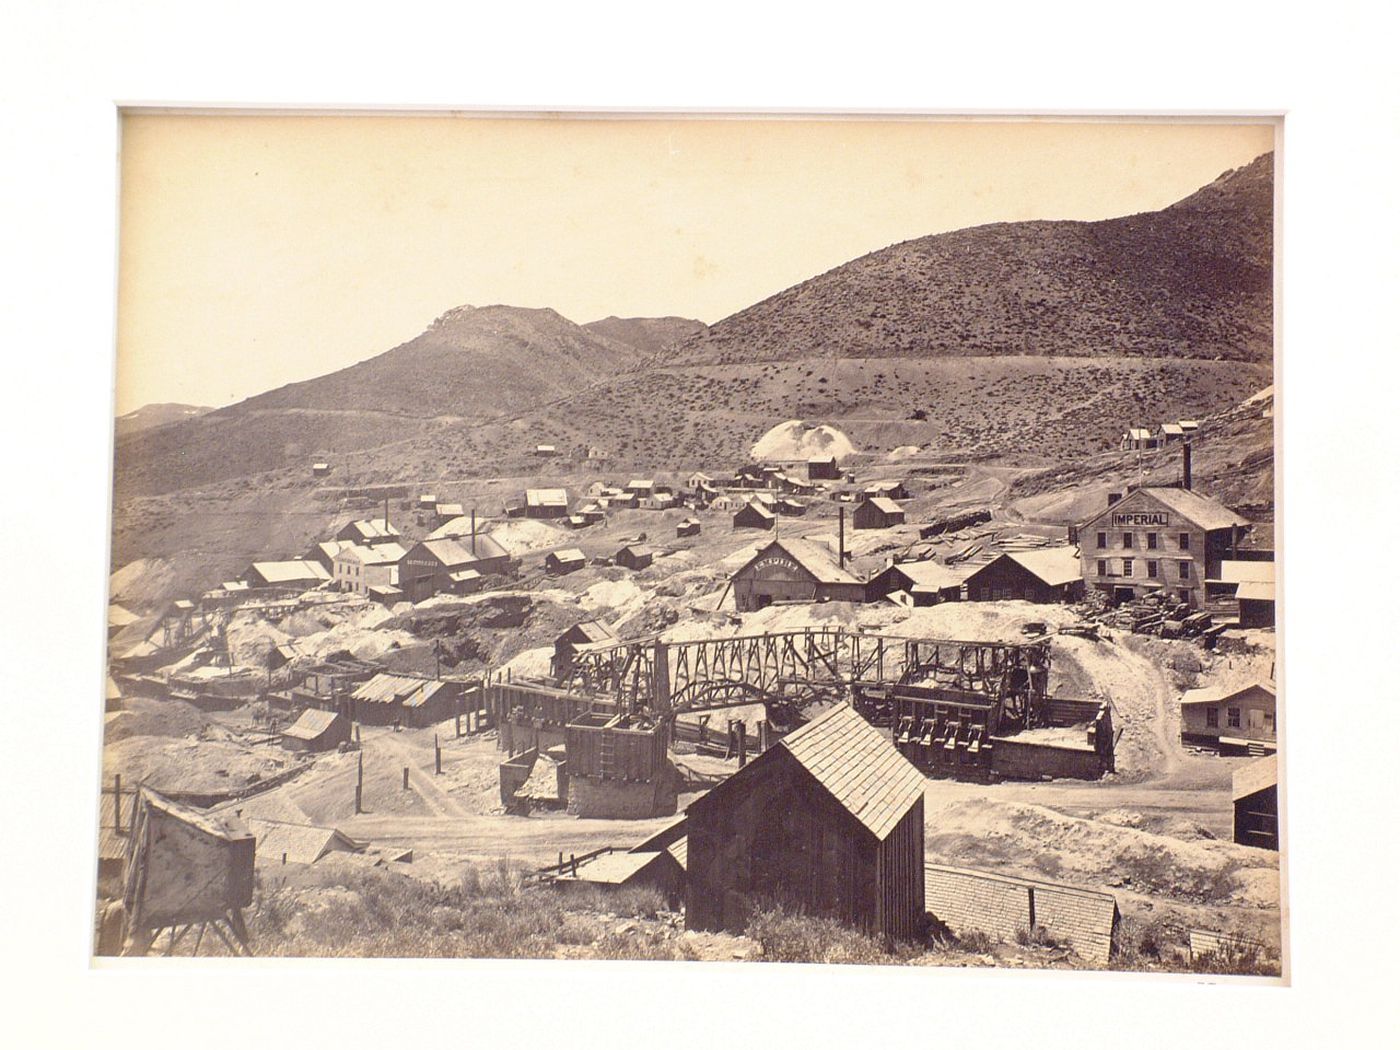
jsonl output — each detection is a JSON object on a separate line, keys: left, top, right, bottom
{"left": 1182, "top": 442, "right": 1193, "bottom": 491}
{"left": 838, "top": 506, "right": 847, "bottom": 566}
{"left": 1107, "top": 492, "right": 1123, "bottom": 506}
{"left": 470, "top": 508, "right": 477, "bottom": 556}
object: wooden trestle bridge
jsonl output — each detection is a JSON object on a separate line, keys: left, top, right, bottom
{"left": 555, "top": 627, "right": 1052, "bottom": 732}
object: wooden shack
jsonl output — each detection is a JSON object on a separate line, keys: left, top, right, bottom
{"left": 280, "top": 709, "right": 352, "bottom": 753}
{"left": 1232, "top": 755, "right": 1279, "bottom": 850}
{"left": 615, "top": 545, "right": 654, "bottom": 571}
{"left": 732, "top": 501, "right": 777, "bottom": 531}
{"left": 545, "top": 548, "right": 587, "bottom": 575}
{"left": 852, "top": 496, "right": 905, "bottom": 530}
{"left": 686, "top": 703, "right": 926, "bottom": 942}
{"left": 551, "top": 619, "right": 618, "bottom": 679}
{"left": 676, "top": 517, "right": 701, "bottom": 538}
{"left": 120, "top": 789, "right": 256, "bottom": 954}
{"left": 963, "top": 548, "right": 1085, "bottom": 603}
{"left": 925, "top": 865, "right": 1120, "bottom": 967}
{"left": 546, "top": 847, "right": 685, "bottom": 908}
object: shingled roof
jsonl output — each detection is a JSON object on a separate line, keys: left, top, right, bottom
{"left": 1137, "top": 487, "right": 1251, "bottom": 531}
{"left": 777, "top": 703, "right": 926, "bottom": 839}
{"left": 925, "top": 864, "right": 1120, "bottom": 967}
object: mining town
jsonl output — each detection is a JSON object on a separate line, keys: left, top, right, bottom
{"left": 98, "top": 147, "right": 1281, "bottom": 975}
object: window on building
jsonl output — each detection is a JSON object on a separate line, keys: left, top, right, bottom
{"left": 1097, "top": 560, "right": 1107, "bottom": 577}
{"left": 1264, "top": 711, "right": 1275, "bottom": 732}
{"left": 1096, "top": 532, "right": 1107, "bottom": 549}
{"left": 1227, "top": 707, "right": 1241, "bottom": 729}
{"left": 1123, "top": 533, "right": 1134, "bottom": 549}
{"left": 1178, "top": 532, "right": 1190, "bottom": 550}
{"left": 1122, "top": 558, "right": 1134, "bottom": 578}
{"left": 1206, "top": 708, "right": 1219, "bottom": 728}
{"left": 1178, "top": 561, "right": 1190, "bottom": 581}
{"left": 1147, "top": 533, "right": 1159, "bottom": 550}
{"left": 1147, "top": 560, "right": 1158, "bottom": 579}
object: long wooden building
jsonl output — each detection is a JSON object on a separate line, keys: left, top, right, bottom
{"left": 686, "top": 703, "right": 926, "bottom": 942}
{"left": 729, "top": 537, "right": 865, "bottom": 612}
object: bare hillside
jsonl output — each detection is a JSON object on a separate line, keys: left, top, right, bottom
{"left": 676, "top": 153, "right": 1273, "bottom": 366}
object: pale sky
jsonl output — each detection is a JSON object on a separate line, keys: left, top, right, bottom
{"left": 114, "top": 114, "right": 1276, "bottom": 415}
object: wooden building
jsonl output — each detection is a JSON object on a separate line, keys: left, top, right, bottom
{"left": 852, "top": 496, "right": 905, "bottom": 530}
{"left": 615, "top": 544, "right": 655, "bottom": 571}
{"left": 676, "top": 517, "right": 701, "bottom": 538}
{"left": 1180, "top": 681, "right": 1277, "bottom": 754}
{"left": 1120, "top": 427, "right": 1158, "bottom": 451}
{"left": 730, "top": 538, "right": 864, "bottom": 612}
{"left": 335, "top": 519, "right": 402, "bottom": 546}
{"left": 866, "top": 559, "right": 973, "bottom": 606}
{"left": 732, "top": 501, "right": 777, "bottom": 531}
{"left": 1232, "top": 755, "right": 1279, "bottom": 850}
{"left": 350, "top": 673, "right": 463, "bottom": 728}
{"left": 1237, "top": 579, "right": 1277, "bottom": 628}
{"left": 551, "top": 619, "right": 618, "bottom": 679}
{"left": 963, "top": 548, "right": 1085, "bottom": 603}
{"left": 399, "top": 537, "right": 511, "bottom": 602}
{"left": 925, "top": 866, "right": 1119, "bottom": 967}
{"left": 864, "top": 479, "right": 910, "bottom": 501}
{"left": 525, "top": 488, "right": 569, "bottom": 519}
{"left": 1077, "top": 482, "right": 1250, "bottom": 609}
{"left": 807, "top": 456, "right": 841, "bottom": 481}
{"left": 311, "top": 462, "right": 331, "bottom": 478}
{"left": 545, "top": 548, "right": 587, "bottom": 576}
{"left": 245, "top": 560, "right": 331, "bottom": 591}
{"left": 547, "top": 847, "right": 685, "bottom": 908}
{"left": 281, "top": 709, "right": 352, "bottom": 753}
{"left": 565, "top": 713, "right": 677, "bottom": 818}
{"left": 332, "top": 541, "right": 406, "bottom": 596}
{"left": 686, "top": 704, "right": 926, "bottom": 941}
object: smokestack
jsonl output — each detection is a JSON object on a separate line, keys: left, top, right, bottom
{"left": 1182, "top": 442, "right": 1193, "bottom": 491}
{"left": 839, "top": 506, "right": 847, "bottom": 566}
{"left": 383, "top": 497, "right": 389, "bottom": 529}
{"left": 471, "top": 508, "right": 477, "bottom": 555}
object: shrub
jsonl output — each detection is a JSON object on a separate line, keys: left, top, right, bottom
{"left": 745, "top": 905, "right": 915, "bottom": 965}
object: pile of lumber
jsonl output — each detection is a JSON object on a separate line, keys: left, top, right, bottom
{"left": 1099, "top": 594, "right": 1221, "bottom": 644}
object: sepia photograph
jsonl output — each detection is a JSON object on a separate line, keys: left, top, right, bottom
{"left": 94, "top": 111, "right": 1286, "bottom": 976}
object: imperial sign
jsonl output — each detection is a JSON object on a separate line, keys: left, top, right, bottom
{"left": 1111, "top": 512, "right": 1170, "bottom": 527}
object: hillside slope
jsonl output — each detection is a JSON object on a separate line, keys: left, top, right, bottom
{"left": 583, "top": 316, "right": 707, "bottom": 357}
{"left": 242, "top": 304, "right": 654, "bottom": 417}
{"left": 676, "top": 153, "right": 1273, "bottom": 366}
{"left": 113, "top": 306, "right": 691, "bottom": 497}
{"left": 115, "top": 403, "right": 212, "bottom": 436}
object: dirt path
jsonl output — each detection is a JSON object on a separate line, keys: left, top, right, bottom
{"left": 371, "top": 731, "right": 471, "bottom": 820}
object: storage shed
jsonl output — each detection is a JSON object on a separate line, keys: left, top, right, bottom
{"left": 547, "top": 848, "right": 685, "bottom": 907}
{"left": 852, "top": 496, "right": 905, "bottom": 530}
{"left": 676, "top": 517, "right": 701, "bottom": 538}
{"left": 545, "top": 548, "right": 587, "bottom": 576}
{"left": 865, "top": 559, "right": 974, "bottom": 606}
{"left": 924, "top": 865, "right": 1120, "bottom": 967}
{"left": 732, "top": 501, "right": 777, "bottom": 531}
{"left": 615, "top": 545, "right": 655, "bottom": 571}
{"left": 1232, "top": 754, "right": 1279, "bottom": 850}
{"left": 280, "top": 709, "right": 352, "bottom": 752}
{"left": 963, "top": 548, "right": 1085, "bottom": 603}
{"left": 686, "top": 703, "right": 926, "bottom": 942}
